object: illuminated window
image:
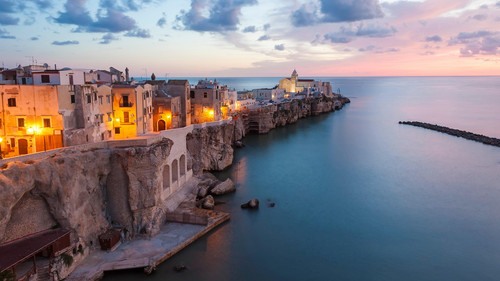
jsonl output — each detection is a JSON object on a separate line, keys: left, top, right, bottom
{"left": 7, "top": 98, "right": 16, "bottom": 107}
{"left": 17, "top": 118, "right": 25, "bottom": 128}
{"left": 43, "top": 118, "right": 51, "bottom": 128}
{"left": 123, "top": 112, "right": 129, "bottom": 123}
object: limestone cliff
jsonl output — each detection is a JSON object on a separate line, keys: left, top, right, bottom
{"left": 186, "top": 123, "right": 235, "bottom": 175}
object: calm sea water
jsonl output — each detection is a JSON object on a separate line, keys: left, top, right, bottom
{"left": 106, "top": 77, "right": 500, "bottom": 281}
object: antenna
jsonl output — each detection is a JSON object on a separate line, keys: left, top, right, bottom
{"left": 25, "top": 56, "right": 35, "bottom": 65}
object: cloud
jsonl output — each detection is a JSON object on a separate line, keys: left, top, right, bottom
{"left": 359, "top": 45, "right": 399, "bottom": 53}
{"left": 54, "top": 0, "right": 137, "bottom": 33}
{"left": 258, "top": 35, "right": 270, "bottom": 41}
{"left": 472, "top": 14, "right": 487, "bottom": 21}
{"left": 0, "top": 14, "right": 19, "bottom": 25}
{"left": 99, "top": 32, "right": 118, "bottom": 44}
{"left": 263, "top": 23, "right": 270, "bottom": 31}
{"left": 291, "top": 0, "right": 383, "bottom": 27}
{"left": 157, "top": 13, "right": 167, "bottom": 27}
{"left": 355, "top": 23, "right": 396, "bottom": 38}
{"left": 324, "top": 32, "right": 352, "bottom": 43}
{"left": 449, "top": 31, "right": 500, "bottom": 57}
{"left": 98, "top": 0, "right": 156, "bottom": 12}
{"left": 30, "top": 36, "right": 39, "bottom": 40}
{"left": 0, "top": 28, "right": 15, "bottom": 38}
{"left": 274, "top": 44, "right": 285, "bottom": 51}
{"left": 175, "top": 0, "right": 258, "bottom": 32}
{"left": 0, "top": 0, "right": 53, "bottom": 25}
{"left": 242, "top": 25, "right": 256, "bottom": 33}
{"left": 52, "top": 40, "right": 79, "bottom": 45}
{"left": 323, "top": 23, "right": 397, "bottom": 44}
{"left": 426, "top": 35, "right": 442, "bottom": 42}
{"left": 124, "top": 28, "right": 151, "bottom": 38}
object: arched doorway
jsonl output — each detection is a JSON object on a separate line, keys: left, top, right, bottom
{"left": 18, "top": 139, "right": 28, "bottom": 155}
{"left": 158, "top": 120, "right": 166, "bottom": 131}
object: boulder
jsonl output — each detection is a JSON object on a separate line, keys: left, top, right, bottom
{"left": 241, "top": 198, "right": 259, "bottom": 209}
{"left": 202, "top": 195, "right": 215, "bottom": 210}
{"left": 210, "top": 178, "right": 236, "bottom": 195}
{"left": 234, "top": 141, "right": 245, "bottom": 148}
{"left": 197, "top": 186, "right": 208, "bottom": 198}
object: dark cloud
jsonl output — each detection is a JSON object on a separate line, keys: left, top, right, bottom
{"left": 449, "top": 31, "right": 500, "bottom": 57}
{"left": 99, "top": 33, "right": 118, "bottom": 44}
{"left": 496, "top": 1, "right": 500, "bottom": 7}
{"left": 472, "top": 14, "right": 487, "bottom": 21}
{"left": 157, "top": 13, "right": 167, "bottom": 27}
{"left": 359, "top": 45, "right": 375, "bottom": 52}
{"left": 263, "top": 23, "right": 270, "bottom": 31}
{"left": 324, "top": 32, "right": 352, "bottom": 43}
{"left": 30, "top": 36, "right": 39, "bottom": 40}
{"left": 258, "top": 35, "right": 270, "bottom": 41}
{"left": 323, "top": 24, "right": 396, "bottom": 44}
{"left": 291, "top": 0, "right": 383, "bottom": 27}
{"left": 54, "top": 0, "right": 152, "bottom": 33}
{"left": 242, "top": 25, "right": 256, "bottom": 33}
{"left": 425, "top": 35, "right": 442, "bottom": 42}
{"left": 0, "top": 13, "right": 19, "bottom": 25}
{"left": 355, "top": 24, "right": 396, "bottom": 38}
{"left": 125, "top": 28, "right": 151, "bottom": 38}
{"left": 52, "top": 40, "right": 79, "bottom": 45}
{"left": 274, "top": 44, "right": 285, "bottom": 51}
{"left": 24, "top": 16, "right": 36, "bottom": 25}
{"left": 291, "top": 6, "right": 318, "bottom": 27}
{"left": 176, "top": 0, "right": 258, "bottom": 32}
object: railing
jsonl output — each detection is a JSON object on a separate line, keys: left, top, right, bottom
{"left": 119, "top": 102, "right": 134, "bottom": 107}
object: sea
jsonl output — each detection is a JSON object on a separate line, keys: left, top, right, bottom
{"left": 106, "top": 76, "right": 500, "bottom": 281}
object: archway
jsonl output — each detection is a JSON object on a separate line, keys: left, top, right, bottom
{"left": 172, "top": 159, "right": 178, "bottom": 183}
{"left": 18, "top": 139, "right": 28, "bottom": 155}
{"left": 158, "top": 120, "right": 166, "bottom": 131}
{"left": 179, "top": 155, "right": 186, "bottom": 176}
{"left": 163, "top": 164, "right": 170, "bottom": 189}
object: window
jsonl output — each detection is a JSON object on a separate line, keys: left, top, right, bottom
{"left": 41, "top": 75, "right": 50, "bottom": 83}
{"left": 87, "top": 95, "right": 91, "bottom": 103}
{"left": 22, "top": 78, "right": 26, "bottom": 85}
{"left": 204, "top": 92, "right": 207, "bottom": 98}
{"left": 0, "top": 118, "right": 2, "bottom": 129}
{"left": 190, "top": 91, "right": 195, "bottom": 99}
{"left": 7, "top": 98, "right": 16, "bottom": 107}
{"left": 97, "top": 74, "right": 101, "bottom": 80}
{"left": 115, "top": 127, "right": 121, "bottom": 134}
{"left": 94, "top": 92, "right": 97, "bottom": 101}
{"left": 159, "top": 106, "right": 164, "bottom": 114}
{"left": 101, "top": 133, "right": 104, "bottom": 140}
{"left": 71, "top": 94, "right": 75, "bottom": 104}
{"left": 106, "top": 95, "right": 110, "bottom": 104}
{"left": 143, "top": 108, "right": 146, "bottom": 115}
{"left": 17, "top": 118, "right": 25, "bottom": 128}
{"left": 99, "top": 96, "right": 103, "bottom": 105}
{"left": 123, "top": 112, "right": 129, "bottom": 123}
{"left": 99, "top": 114, "right": 104, "bottom": 123}
{"left": 43, "top": 118, "right": 51, "bottom": 128}
{"left": 10, "top": 138, "right": 15, "bottom": 148}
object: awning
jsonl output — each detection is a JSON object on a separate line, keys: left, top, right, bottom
{"left": 0, "top": 229, "right": 71, "bottom": 272}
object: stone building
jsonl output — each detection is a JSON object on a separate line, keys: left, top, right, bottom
{"left": 190, "top": 79, "right": 226, "bottom": 124}
{"left": 0, "top": 85, "right": 64, "bottom": 157}
{"left": 279, "top": 69, "right": 333, "bottom": 97}
{"left": 153, "top": 90, "right": 181, "bottom": 131}
{"left": 111, "top": 84, "right": 153, "bottom": 139}
{"left": 166, "top": 80, "right": 191, "bottom": 127}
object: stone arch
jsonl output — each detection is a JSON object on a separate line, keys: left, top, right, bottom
{"left": 172, "top": 159, "right": 178, "bottom": 183}
{"left": 179, "top": 155, "right": 186, "bottom": 176}
{"left": 163, "top": 164, "right": 170, "bottom": 189}
{"left": 158, "top": 120, "right": 166, "bottom": 131}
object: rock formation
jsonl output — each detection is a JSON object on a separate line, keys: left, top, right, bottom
{"left": 210, "top": 178, "right": 236, "bottom": 195}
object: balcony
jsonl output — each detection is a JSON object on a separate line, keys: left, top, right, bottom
{"left": 119, "top": 101, "right": 134, "bottom": 107}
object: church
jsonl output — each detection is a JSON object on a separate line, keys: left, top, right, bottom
{"left": 278, "top": 69, "right": 333, "bottom": 97}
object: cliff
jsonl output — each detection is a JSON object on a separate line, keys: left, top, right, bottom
{"left": 244, "top": 96, "right": 350, "bottom": 134}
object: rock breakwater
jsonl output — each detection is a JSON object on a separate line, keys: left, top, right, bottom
{"left": 399, "top": 121, "right": 500, "bottom": 147}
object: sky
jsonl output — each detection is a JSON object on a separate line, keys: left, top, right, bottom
{"left": 1, "top": 0, "right": 500, "bottom": 77}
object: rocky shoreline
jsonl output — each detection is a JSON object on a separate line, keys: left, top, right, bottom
{"left": 399, "top": 121, "right": 500, "bottom": 147}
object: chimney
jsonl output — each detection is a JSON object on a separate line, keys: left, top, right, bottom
{"left": 125, "top": 67, "right": 129, "bottom": 82}
{"left": 54, "top": 64, "right": 57, "bottom": 70}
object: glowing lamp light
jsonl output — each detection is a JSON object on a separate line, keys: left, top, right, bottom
{"left": 115, "top": 118, "right": 120, "bottom": 122}
{"left": 167, "top": 115, "right": 171, "bottom": 119}
{"left": 0, "top": 137, "right": 3, "bottom": 142}
{"left": 209, "top": 110, "right": 214, "bottom": 116}
{"left": 27, "top": 127, "right": 35, "bottom": 134}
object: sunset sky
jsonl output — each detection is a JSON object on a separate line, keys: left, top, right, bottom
{"left": 1, "top": 0, "right": 499, "bottom": 76}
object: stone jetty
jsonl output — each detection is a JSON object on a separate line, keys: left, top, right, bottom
{"left": 399, "top": 121, "right": 500, "bottom": 147}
